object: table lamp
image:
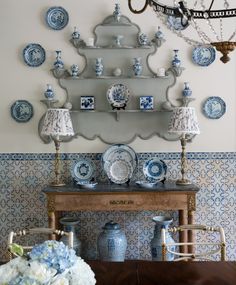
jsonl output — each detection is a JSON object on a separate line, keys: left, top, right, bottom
{"left": 168, "top": 107, "right": 200, "bottom": 185}
{"left": 41, "top": 108, "right": 74, "bottom": 186}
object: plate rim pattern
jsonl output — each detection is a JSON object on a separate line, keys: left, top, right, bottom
{"left": 23, "top": 43, "right": 46, "bottom": 67}
{"left": 10, "top": 100, "right": 34, "bottom": 123}
{"left": 202, "top": 96, "right": 226, "bottom": 119}
{"left": 192, "top": 45, "right": 216, "bottom": 67}
{"left": 45, "top": 6, "right": 69, "bottom": 30}
{"left": 143, "top": 158, "right": 167, "bottom": 183}
{"left": 71, "top": 158, "right": 95, "bottom": 183}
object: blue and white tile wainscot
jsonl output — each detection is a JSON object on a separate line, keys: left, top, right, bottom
{"left": 0, "top": 152, "right": 235, "bottom": 262}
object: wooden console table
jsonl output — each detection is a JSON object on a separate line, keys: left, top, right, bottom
{"left": 43, "top": 181, "right": 199, "bottom": 251}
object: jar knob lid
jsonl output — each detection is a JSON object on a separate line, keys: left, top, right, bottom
{"left": 103, "top": 220, "right": 121, "bottom": 230}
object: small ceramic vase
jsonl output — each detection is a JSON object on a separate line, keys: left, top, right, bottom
{"left": 150, "top": 215, "right": 175, "bottom": 261}
{"left": 182, "top": 82, "right": 192, "bottom": 97}
{"left": 71, "top": 64, "right": 79, "bottom": 77}
{"left": 115, "top": 35, "right": 123, "bottom": 47}
{"left": 97, "top": 221, "right": 127, "bottom": 261}
{"left": 95, "top": 58, "right": 104, "bottom": 77}
{"left": 44, "top": 84, "right": 54, "bottom": 100}
{"left": 59, "top": 217, "right": 81, "bottom": 256}
{"left": 54, "top": 50, "right": 64, "bottom": 69}
{"left": 138, "top": 33, "right": 149, "bottom": 46}
{"left": 133, "top": 57, "right": 142, "bottom": 76}
{"left": 172, "top": 49, "right": 181, "bottom": 68}
{"left": 113, "top": 3, "right": 121, "bottom": 21}
{"left": 155, "top": 26, "right": 164, "bottom": 39}
{"left": 72, "top": 26, "right": 80, "bottom": 40}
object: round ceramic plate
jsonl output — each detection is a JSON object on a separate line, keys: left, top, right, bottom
{"left": 135, "top": 181, "right": 158, "bottom": 189}
{"left": 23, "top": 43, "right": 46, "bottom": 67}
{"left": 46, "top": 6, "right": 69, "bottom": 30}
{"left": 11, "top": 100, "right": 34, "bottom": 123}
{"left": 192, "top": 46, "right": 216, "bottom": 66}
{"left": 102, "top": 144, "right": 138, "bottom": 173}
{"left": 106, "top": 159, "right": 133, "bottom": 184}
{"left": 166, "top": 16, "right": 189, "bottom": 30}
{"left": 143, "top": 159, "right": 167, "bottom": 183}
{"left": 107, "top": 84, "right": 130, "bottom": 108}
{"left": 71, "top": 159, "right": 95, "bottom": 183}
{"left": 78, "top": 182, "right": 98, "bottom": 189}
{"left": 202, "top": 96, "right": 226, "bottom": 119}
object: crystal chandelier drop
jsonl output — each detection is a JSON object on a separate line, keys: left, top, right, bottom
{"left": 128, "top": 0, "right": 236, "bottom": 63}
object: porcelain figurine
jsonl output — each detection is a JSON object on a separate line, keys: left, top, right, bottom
{"left": 71, "top": 64, "right": 79, "bottom": 77}
{"left": 133, "top": 57, "right": 142, "bottom": 76}
{"left": 182, "top": 82, "right": 192, "bottom": 97}
{"left": 97, "top": 221, "right": 127, "bottom": 261}
{"left": 95, "top": 58, "right": 104, "bottom": 77}
{"left": 172, "top": 49, "right": 181, "bottom": 68}
{"left": 113, "top": 3, "right": 121, "bottom": 21}
{"left": 44, "top": 84, "right": 54, "bottom": 100}
{"left": 54, "top": 50, "right": 64, "bottom": 69}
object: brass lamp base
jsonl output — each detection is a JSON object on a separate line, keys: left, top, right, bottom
{"left": 50, "top": 181, "right": 66, "bottom": 187}
{"left": 176, "top": 179, "right": 192, "bottom": 186}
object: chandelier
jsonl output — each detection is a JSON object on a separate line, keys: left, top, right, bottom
{"left": 127, "top": 0, "right": 236, "bottom": 63}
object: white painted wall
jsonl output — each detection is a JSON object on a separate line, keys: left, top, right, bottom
{"left": 0, "top": 0, "right": 235, "bottom": 153}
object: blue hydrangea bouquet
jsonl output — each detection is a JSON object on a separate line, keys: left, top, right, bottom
{"left": 0, "top": 240, "right": 96, "bottom": 285}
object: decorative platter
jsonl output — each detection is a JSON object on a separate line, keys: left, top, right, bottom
{"left": 106, "top": 159, "right": 133, "bottom": 184}
{"left": 166, "top": 16, "right": 189, "bottom": 31}
{"left": 107, "top": 83, "right": 130, "bottom": 109}
{"left": 71, "top": 159, "right": 95, "bottom": 184}
{"left": 23, "top": 43, "right": 46, "bottom": 67}
{"left": 202, "top": 96, "right": 226, "bottom": 119}
{"left": 143, "top": 158, "right": 167, "bottom": 183}
{"left": 102, "top": 144, "right": 138, "bottom": 173}
{"left": 11, "top": 100, "right": 34, "bottom": 123}
{"left": 192, "top": 46, "right": 216, "bottom": 66}
{"left": 46, "top": 6, "right": 69, "bottom": 30}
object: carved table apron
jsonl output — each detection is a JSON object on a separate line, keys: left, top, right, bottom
{"left": 43, "top": 181, "right": 199, "bottom": 253}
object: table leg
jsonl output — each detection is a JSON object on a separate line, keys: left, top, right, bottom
{"left": 188, "top": 210, "right": 194, "bottom": 253}
{"left": 179, "top": 210, "right": 188, "bottom": 253}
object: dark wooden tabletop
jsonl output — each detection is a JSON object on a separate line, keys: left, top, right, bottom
{"left": 87, "top": 260, "right": 236, "bottom": 285}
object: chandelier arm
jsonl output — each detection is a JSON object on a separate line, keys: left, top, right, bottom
{"left": 208, "top": 0, "right": 215, "bottom": 11}
{"left": 128, "top": 0, "right": 150, "bottom": 14}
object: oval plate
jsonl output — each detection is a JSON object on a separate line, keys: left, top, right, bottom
{"left": 143, "top": 159, "right": 167, "bottom": 183}
{"left": 46, "top": 6, "right": 69, "bottom": 30}
{"left": 23, "top": 43, "right": 46, "bottom": 67}
{"left": 71, "top": 159, "right": 95, "bottom": 183}
{"left": 11, "top": 100, "right": 34, "bottom": 123}
{"left": 192, "top": 45, "right": 216, "bottom": 66}
{"left": 107, "top": 83, "right": 130, "bottom": 109}
{"left": 202, "top": 96, "right": 226, "bottom": 119}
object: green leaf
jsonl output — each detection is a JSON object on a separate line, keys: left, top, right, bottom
{"left": 9, "top": 243, "right": 24, "bottom": 257}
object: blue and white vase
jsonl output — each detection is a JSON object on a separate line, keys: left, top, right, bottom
{"left": 72, "top": 26, "right": 80, "bottom": 40}
{"left": 95, "top": 58, "right": 104, "bottom": 77}
{"left": 133, "top": 57, "right": 142, "bottom": 76}
{"left": 113, "top": 3, "right": 121, "bottom": 21}
{"left": 182, "top": 82, "right": 192, "bottom": 97}
{"left": 59, "top": 217, "right": 81, "bottom": 256}
{"left": 44, "top": 84, "right": 54, "bottom": 100}
{"left": 54, "top": 50, "right": 64, "bottom": 69}
{"left": 172, "top": 49, "right": 181, "bottom": 68}
{"left": 138, "top": 33, "right": 149, "bottom": 46}
{"left": 97, "top": 221, "right": 127, "bottom": 261}
{"left": 150, "top": 215, "right": 175, "bottom": 261}
{"left": 71, "top": 64, "right": 79, "bottom": 77}
{"left": 155, "top": 26, "right": 164, "bottom": 39}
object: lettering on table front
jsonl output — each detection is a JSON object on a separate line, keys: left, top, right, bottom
{"left": 109, "top": 200, "right": 134, "bottom": 205}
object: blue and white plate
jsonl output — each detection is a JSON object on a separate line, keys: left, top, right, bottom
{"left": 106, "top": 159, "right": 133, "bottom": 184}
{"left": 202, "top": 96, "right": 226, "bottom": 119}
{"left": 11, "top": 100, "right": 34, "bottom": 123}
{"left": 46, "top": 6, "right": 69, "bottom": 30}
{"left": 23, "top": 43, "right": 46, "bottom": 67}
{"left": 192, "top": 46, "right": 216, "bottom": 66}
{"left": 135, "top": 181, "right": 158, "bottom": 189}
{"left": 71, "top": 159, "right": 95, "bottom": 184}
{"left": 167, "top": 16, "right": 189, "bottom": 31}
{"left": 107, "top": 84, "right": 130, "bottom": 109}
{"left": 143, "top": 159, "right": 167, "bottom": 183}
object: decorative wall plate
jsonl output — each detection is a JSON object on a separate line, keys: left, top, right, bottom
{"left": 166, "top": 16, "right": 189, "bottom": 30}
{"left": 11, "top": 100, "right": 34, "bottom": 123}
{"left": 192, "top": 46, "right": 216, "bottom": 66}
{"left": 23, "top": 43, "right": 46, "bottom": 67}
{"left": 71, "top": 159, "right": 95, "bottom": 183}
{"left": 143, "top": 159, "right": 167, "bottom": 183}
{"left": 202, "top": 96, "right": 226, "bottom": 119}
{"left": 46, "top": 6, "right": 69, "bottom": 30}
{"left": 107, "top": 84, "right": 130, "bottom": 109}
{"left": 106, "top": 159, "right": 133, "bottom": 184}
{"left": 102, "top": 144, "right": 138, "bottom": 173}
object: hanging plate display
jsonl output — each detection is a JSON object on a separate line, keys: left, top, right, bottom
{"left": 46, "top": 6, "right": 69, "bottom": 30}
{"left": 192, "top": 46, "right": 216, "bottom": 66}
{"left": 143, "top": 158, "right": 167, "bottom": 183}
{"left": 23, "top": 43, "right": 46, "bottom": 67}
{"left": 71, "top": 159, "right": 95, "bottom": 184}
{"left": 107, "top": 83, "right": 130, "bottom": 109}
{"left": 166, "top": 16, "right": 189, "bottom": 31}
{"left": 106, "top": 159, "right": 133, "bottom": 184}
{"left": 11, "top": 100, "right": 34, "bottom": 123}
{"left": 202, "top": 96, "right": 226, "bottom": 119}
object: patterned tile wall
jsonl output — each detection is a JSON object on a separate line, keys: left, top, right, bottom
{"left": 0, "top": 152, "right": 235, "bottom": 261}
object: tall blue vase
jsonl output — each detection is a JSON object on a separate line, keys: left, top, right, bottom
{"left": 133, "top": 57, "right": 142, "bottom": 76}
{"left": 150, "top": 215, "right": 175, "bottom": 261}
{"left": 95, "top": 58, "right": 104, "bottom": 77}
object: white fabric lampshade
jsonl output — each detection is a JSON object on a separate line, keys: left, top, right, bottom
{"left": 41, "top": 108, "right": 74, "bottom": 137}
{"left": 168, "top": 107, "right": 200, "bottom": 134}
